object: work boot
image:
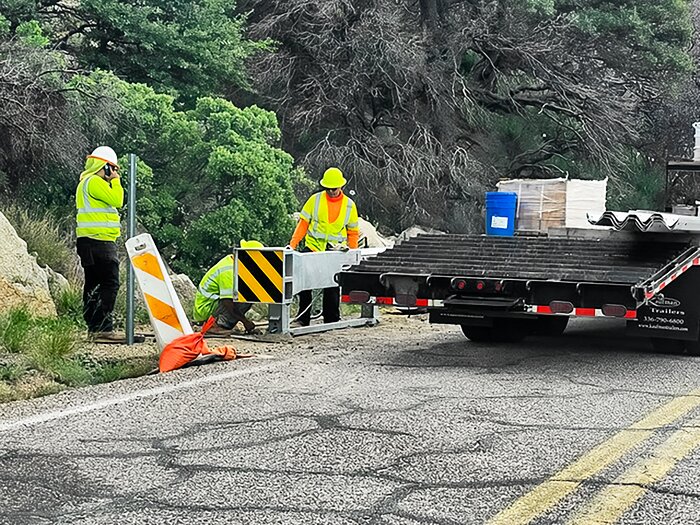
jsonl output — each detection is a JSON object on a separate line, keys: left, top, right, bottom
{"left": 205, "top": 325, "right": 232, "bottom": 338}
{"left": 242, "top": 319, "right": 258, "bottom": 334}
{"left": 91, "top": 331, "right": 128, "bottom": 344}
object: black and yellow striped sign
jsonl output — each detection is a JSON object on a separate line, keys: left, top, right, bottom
{"left": 236, "top": 249, "right": 284, "bottom": 303}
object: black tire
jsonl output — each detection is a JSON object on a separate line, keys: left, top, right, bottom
{"left": 460, "top": 325, "right": 495, "bottom": 342}
{"left": 461, "top": 318, "right": 530, "bottom": 343}
{"left": 534, "top": 316, "right": 569, "bottom": 337}
{"left": 652, "top": 337, "right": 700, "bottom": 356}
{"left": 493, "top": 318, "right": 531, "bottom": 342}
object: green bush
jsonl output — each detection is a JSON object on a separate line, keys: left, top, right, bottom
{"left": 607, "top": 151, "right": 664, "bottom": 211}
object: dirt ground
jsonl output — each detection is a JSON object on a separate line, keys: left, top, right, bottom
{"left": 93, "top": 310, "right": 444, "bottom": 363}
{"left": 0, "top": 310, "right": 450, "bottom": 403}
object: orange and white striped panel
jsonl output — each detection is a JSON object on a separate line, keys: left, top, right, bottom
{"left": 125, "top": 234, "right": 193, "bottom": 349}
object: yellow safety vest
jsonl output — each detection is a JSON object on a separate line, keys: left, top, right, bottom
{"left": 75, "top": 175, "right": 123, "bottom": 241}
{"left": 193, "top": 255, "right": 235, "bottom": 322}
{"left": 300, "top": 192, "right": 358, "bottom": 252}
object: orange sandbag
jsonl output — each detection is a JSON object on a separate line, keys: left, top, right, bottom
{"left": 159, "top": 316, "right": 239, "bottom": 373}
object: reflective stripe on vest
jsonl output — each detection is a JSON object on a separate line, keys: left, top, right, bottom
{"left": 197, "top": 264, "right": 234, "bottom": 300}
{"left": 75, "top": 176, "right": 121, "bottom": 241}
{"left": 305, "top": 192, "right": 355, "bottom": 251}
{"left": 193, "top": 256, "right": 235, "bottom": 322}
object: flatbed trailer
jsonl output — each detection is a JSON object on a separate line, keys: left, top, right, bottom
{"left": 338, "top": 233, "right": 700, "bottom": 355}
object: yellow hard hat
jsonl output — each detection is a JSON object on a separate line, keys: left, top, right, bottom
{"left": 320, "top": 167, "right": 347, "bottom": 189}
{"left": 240, "top": 239, "right": 264, "bottom": 249}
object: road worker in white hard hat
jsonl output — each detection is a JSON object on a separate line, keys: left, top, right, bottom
{"left": 193, "top": 240, "right": 263, "bottom": 337}
{"left": 75, "top": 146, "right": 124, "bottom": 343}
{"left": 289, "top": 167, "right": 359, "bottom": 326}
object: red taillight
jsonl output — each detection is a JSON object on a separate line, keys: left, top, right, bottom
{"left": 549, "top": 301, "right": 574, "bottom": 314}
{"left": 494, "top": 281, "right": 503, "bottom": 292}
{"left": 476, "top": 281, "right": 485, "bottom": 291}
{"left": 348, "top": 291, "right": 370, "bottom": 303}
{"left": 602, "top": 304, "right": 628, "bottom": 318}
{"left": 456, "top": 279, "right": 467, "bottom": 291}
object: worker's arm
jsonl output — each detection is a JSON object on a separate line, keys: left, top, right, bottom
{"left": 87, "top": 175, "right": 124, "bottom": 208}
{"left": 347, "top": 229, "right": 359, "bottom": 249}
{"left": 346, "top": 202, "right": 359, "bottom": 249}
{"left": 290, "top": 219, "right": 309, "bottom": 250}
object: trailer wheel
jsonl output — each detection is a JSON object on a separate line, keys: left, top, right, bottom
{"left": 534, "top": 316, "right": 569, "bottom": 337}
{"left": 460, "top": 325, "right": 495, "bottom": 342}
{"left": 461, "top": 319, "right": 529, "bottom": 343}
{"left": 651, "top": 338, "right": 700, "bottom": 356}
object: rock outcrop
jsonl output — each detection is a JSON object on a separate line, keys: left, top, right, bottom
{"left": 358, "top": 218, "right": 395, "bottom": 248}
{"left": 0, "top": 212, "right": 57, "bottom": 317}
{"left": 170, "top": 273, "right": 197, "bottom": 312}
{"left": 397, "top": 225, "right": 445, "bottom": 242}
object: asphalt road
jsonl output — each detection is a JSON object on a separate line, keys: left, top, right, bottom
{"left": 2, "top": 315, "right": 700, "bottom": 525}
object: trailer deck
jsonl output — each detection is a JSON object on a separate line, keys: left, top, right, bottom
{"left": 338, "top": 234, "right": 700, "bottom": 352}
{"left": 343, "top": 234, "right": 689, "bottom": 284}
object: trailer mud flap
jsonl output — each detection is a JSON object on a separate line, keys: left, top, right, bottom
{"left": 628, "top": 267, "right": 700, "bottom": 341}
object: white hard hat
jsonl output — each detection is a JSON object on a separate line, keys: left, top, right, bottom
{"left": 87, "top": 146, "right": 119, "bottom": 167}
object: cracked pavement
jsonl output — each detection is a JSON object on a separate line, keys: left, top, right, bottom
{"left": 2, "top": 315, "right": 700, "bottom": 524}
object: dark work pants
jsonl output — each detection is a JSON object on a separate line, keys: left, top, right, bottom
{"left": 214, "top": 300, "right": 252, "bottom": 329}
{"left": 77, "top": 237, "right": 120, "bottom": 333}
{"left": 298, "top": 247, "right": 341, "bottom": 326}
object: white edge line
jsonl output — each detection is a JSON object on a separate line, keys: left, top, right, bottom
{"left": 0, "top": 362, "right": 278, "bottom": 433}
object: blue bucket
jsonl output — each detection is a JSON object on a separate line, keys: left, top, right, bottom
{"left": 485, "top": 192, "right": 517, "bottom": 236}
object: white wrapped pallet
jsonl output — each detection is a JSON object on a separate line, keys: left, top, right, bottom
{"left": 497, "top": 178, "right": 607, "bottom": 232}
{"left": 565, "top": 179, "right": 607, "bottom": 228}
{"left": 497, "top": 178, "right": 566, "bottom": 231}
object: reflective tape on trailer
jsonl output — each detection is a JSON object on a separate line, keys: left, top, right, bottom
{"left": 341, "top": 295, "right": 441, "bottom": 307}
{"left": 528, "top": 305, "right": 637, "bottom": 319}
{"left": 644, "top": 257, "right": 700, "bottom": 300}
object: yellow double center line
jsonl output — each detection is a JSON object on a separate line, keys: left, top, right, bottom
{"left": 569, "top": 417, "right": 700, "bottom": 525}
{"left": 488, "top": 388, "right": 700, "bottom": 525}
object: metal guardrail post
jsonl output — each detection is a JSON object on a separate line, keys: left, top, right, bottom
{"left": 126, "top": 154, "right": 137, "bottom": 345}
{"left": 268, "top": 303, "right": 290, "bottom": 334}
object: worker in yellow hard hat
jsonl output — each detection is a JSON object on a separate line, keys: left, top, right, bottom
{"left": 193, "top": 240, "right": 263, "bottom": 336}
{"left": 75, "top": 146, "right": 124, "bottom": 343}
{"left": 289, "top": 167, "right": 359, "bottom": 326}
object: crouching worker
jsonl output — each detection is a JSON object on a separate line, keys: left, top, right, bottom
{"left": 193, "top": 241, "right": 262, "bottom": 337}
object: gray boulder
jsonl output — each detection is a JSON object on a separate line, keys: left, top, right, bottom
{"left": 0, "top": 211, "right": 56, "bottom": 317}
{"left": 397, "top": 225, "right": 445, "bottom": 242}
{"left": 170, "top": 273, "right": 197, "bottom": 312}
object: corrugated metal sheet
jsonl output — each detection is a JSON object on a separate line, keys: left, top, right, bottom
{"left": 345, "top": 234, "right": 689, "bottom": 285}
{"left": 588, "top": 210, "right": 700, "bottom": 232}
